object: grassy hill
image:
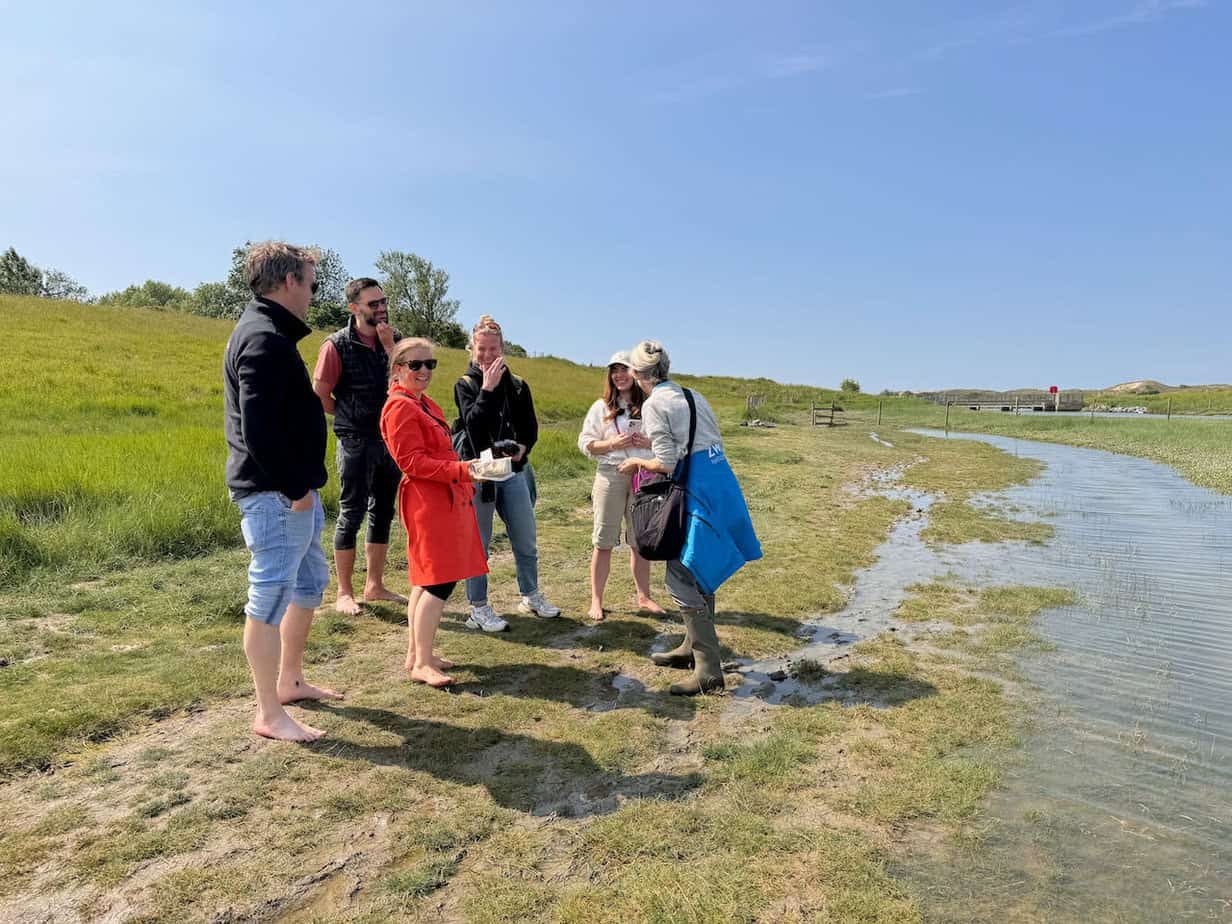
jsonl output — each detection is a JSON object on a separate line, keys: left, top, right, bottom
{"left": 0, "top": 295, "right": 915, "bottom": 588}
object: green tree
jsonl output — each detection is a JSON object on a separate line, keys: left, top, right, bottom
{"left": 221, "top": 243, "right": 255, "bottom": 318}
{"left": 307, "top": 301, "right": 352, "bottom": 330}
{"left": 98, "top": 280, "right": 193, "bottom": 311}
{"left": 40, "top": 269, "right": 90, "bottom": 302}
{"left": 375, "top": 250, "right": 461, "bottom": 341}
{"left": 189, "top": 281, "right": 234, "bottom": 318}
{"left": 1, "top": 248, "right": 89, "bottom": 301}
{"left": 0, "top": 247, "right": 46, "bottom": 296}
{"left": 435, "top": 320, "right": 468, "bottom": 349}
{"left": 840, "top": 378, "right": 861, "bottom": 394}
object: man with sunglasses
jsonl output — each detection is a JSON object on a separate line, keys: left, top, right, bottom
{"left": 313, "top": 277, "right": 408, "bottom": 615}
{"left": 225, "top": 241, "right": 339, "bottom": 742}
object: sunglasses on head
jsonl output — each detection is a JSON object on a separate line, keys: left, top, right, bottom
{"left": 399, "top": 358, "right": 438, "bottom": 371}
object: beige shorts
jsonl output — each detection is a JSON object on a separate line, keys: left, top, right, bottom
{"left": 592, "top": 467, "right": 634, "bottom": 549}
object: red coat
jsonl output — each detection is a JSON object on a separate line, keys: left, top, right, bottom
{"left": 379, "top": 383, "right": 488, "bottom": 587}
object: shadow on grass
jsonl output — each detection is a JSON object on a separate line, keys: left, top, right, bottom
{"left": 353, "top": 601, "right": 408, "bottom": 627}
{"left": 449, "top": 661, "right": 701, "bottom": 720}
{"left": 316, "top": 704, "right": 703, "bottom": 817}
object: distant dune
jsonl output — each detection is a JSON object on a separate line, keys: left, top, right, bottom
{"left": 1104, "top": 380, "right": 1171, "bottom": 395}
{"left": 1100, "top": 381, "right": 1232, "bottom": 395}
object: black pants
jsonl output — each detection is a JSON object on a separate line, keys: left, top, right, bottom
{"left": 334, "top": 435, "right": 401, "bottom": 550}
{"left": 423, "top": 581, "right": 456, "bottom": 601}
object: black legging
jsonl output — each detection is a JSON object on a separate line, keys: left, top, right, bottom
{"left": 422, "top": 581, "right": 456, "bottom": 602}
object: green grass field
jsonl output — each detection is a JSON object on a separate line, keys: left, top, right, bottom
{"left": 0, "top": 293, "right": 1215, "bottom": 922}
{"left": 0, "top": 295, "right": 918, "bottom": 589}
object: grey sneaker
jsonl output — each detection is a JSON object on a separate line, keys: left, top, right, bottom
{"left": 519, "top": 591, "right": 561, "bottom": 618}
{"left": 465, "top": 604, "right": 509, "bottom": 633}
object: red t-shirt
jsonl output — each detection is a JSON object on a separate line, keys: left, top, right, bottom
{"left": 313, "top": 329, "right": 378, "bottom": 394}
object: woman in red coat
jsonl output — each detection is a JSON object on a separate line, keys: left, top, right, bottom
{"left": 380, "top": 338, "right": 489, "bottom": 687}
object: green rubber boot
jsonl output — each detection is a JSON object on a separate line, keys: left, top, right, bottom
{"left": 651, "top": 619, "right": 694, "bottom": 669}
{"left": 669, "top": 608, "right": 725, "bottom": 696}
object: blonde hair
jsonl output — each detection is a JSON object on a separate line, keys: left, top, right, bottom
{"left": 245, "top": 241, "right": 320, "bottom": 296}
{"left": 628, "top": 340, "right": 670, "bottom": 383}
{"left": 468, "top": 314, "right": 504, "bottom": 352}
{"left": 388, "top": 337, "right": 436, "bottom": 379}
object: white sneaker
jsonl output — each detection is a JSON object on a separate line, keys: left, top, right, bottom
{"left": 465, "top": 604, "right": 509, "bottom": 633}
{"left": 519, "top": 591, "right": 561, "bottom": 618}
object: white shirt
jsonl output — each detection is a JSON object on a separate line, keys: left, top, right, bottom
{"left": 577, "top": 398, "right": 654, "bottom": 468}
{"left": 641, "top": 381, "right": 723, "bottom": 466}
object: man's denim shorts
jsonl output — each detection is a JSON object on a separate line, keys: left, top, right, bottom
{"left": 236, "top": 490, "right": 329, "bottom": 625}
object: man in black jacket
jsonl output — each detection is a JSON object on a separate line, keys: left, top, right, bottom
{"left": 453, "top": 315, "right": 560, "bottom": 632}
{"left": 224, "top": 241, "right": 341, "bottom": 742}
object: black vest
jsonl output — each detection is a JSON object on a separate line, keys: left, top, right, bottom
{"left": 328, "top": 318, "right": 400, "bottom": 438}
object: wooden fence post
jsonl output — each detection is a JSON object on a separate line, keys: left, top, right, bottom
{"left": 1167, "top": 397, "right": 1172, "bottom": 421}
{"left": 877, "top": 400, "right": 883, "bottom": 426}
{"left": 945, "top": 401, "right": 951, "bottom": 434}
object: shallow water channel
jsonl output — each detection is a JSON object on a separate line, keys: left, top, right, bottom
{"left": 734, "top": 430, "right": 1231, "bottom": 920}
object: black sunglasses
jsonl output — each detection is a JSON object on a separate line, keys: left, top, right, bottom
{"left": 364, "top": 296, "right": 389, "bottom": 309}
{"left": 310, "top": 280, "right": 320, "bottom": 294}
{"left": 399, "top": 358, "right": 438, "bottom": 371}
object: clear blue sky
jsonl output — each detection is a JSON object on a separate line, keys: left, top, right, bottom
{"left": 3, "top": 1, "right": 1229, "bottom": 391}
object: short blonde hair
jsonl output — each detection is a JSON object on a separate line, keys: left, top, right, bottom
{"left": 628, "top": 340, "right": 670, "bottom": 383}
{"left": 468, "top": 314, "right": 504, "bottom": 352}
{"left": 388, "top": 337, "right": 435, "bottom": 379}
{"left": 245, "top": 241, "right": 320, "bottom": 296}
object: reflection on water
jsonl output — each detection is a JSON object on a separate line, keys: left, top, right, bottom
{"left": 898, "top": 430, "right": 1232, "bottom": 922}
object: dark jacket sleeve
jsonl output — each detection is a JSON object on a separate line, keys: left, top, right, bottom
{"left": 237, "top": 334, "right": 312, "bottom": 501}
{"left": 517, "top": 380, "right": 539, "bottom": 459}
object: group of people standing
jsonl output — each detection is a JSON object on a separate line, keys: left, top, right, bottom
{"left": 223, "top": 242, "right": 759, "bottom": 742}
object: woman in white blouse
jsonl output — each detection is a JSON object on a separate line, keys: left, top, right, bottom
{"left": 577, "top": 352, "right": 666, "bottom": 621}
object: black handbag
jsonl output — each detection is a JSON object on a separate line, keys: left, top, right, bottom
{"left": 630, "top": 388, "right": 696, "bottom": 561}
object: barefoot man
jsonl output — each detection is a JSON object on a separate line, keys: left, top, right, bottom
{"left": 313, "top": 277, "right": 408, "bottom": 614}
{"left": 224, "top": 241, "right": 343, "bottom": 742}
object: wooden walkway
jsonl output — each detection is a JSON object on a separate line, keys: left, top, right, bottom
{"left": 917, "top": 390, "right": 1084, "bottom": 412}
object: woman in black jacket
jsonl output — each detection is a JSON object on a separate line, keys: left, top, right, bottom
{"left": 453, "top": 315, "right": 561, "bottom": 631}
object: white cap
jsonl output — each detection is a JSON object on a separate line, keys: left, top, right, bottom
{"left": 607, "top": 351, "right": 631, "bottom": 367}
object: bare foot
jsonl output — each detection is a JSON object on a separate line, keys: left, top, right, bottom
{"left": 363, "top": 586, "right": 409, "bottom": 605}
{"left": 252, "top": 711, "right": 325, "bottom": 742}
{"left": 410, "top": 664, "right": 454, "bottom": 688}
{"left": 405, "top": 653, "right": 455, "bottom": 672}
{"left": 638, "top": 598, "right": 667, "bottom": 614}
{"left": 588, "top": 604, "right": 606, "bottom": 621}
{"left": 335, "top": 594, "right": 361, "bottom": 615}
{"left": 278, "top": 679, "right": 344, "bottom": 704}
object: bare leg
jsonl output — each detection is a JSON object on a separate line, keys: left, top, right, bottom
{"left": 404, "top": 586, "right": 424, "bottom": 670}
{"left": 589, "top": 547, "right": 612, "bottom": 621}
{"left": 404, "top": 586, "right": 454, "bottom": 672}
{"left": 333, "top": 548, "right": 361, "bottom": 615}
{"left": 409, "top": 592, "right": 454, "bottom": 687}
{"left": 632, "top": 550, "right": 665, "bottom": 613}
{"left": 277, "top": 603, "right": 343, "bottom": 703}
{"left": 362, "top": 543, "right": 408, "bottom": 604}
{"left": 245, "top": 618, "right": 323, "bottom": 741}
